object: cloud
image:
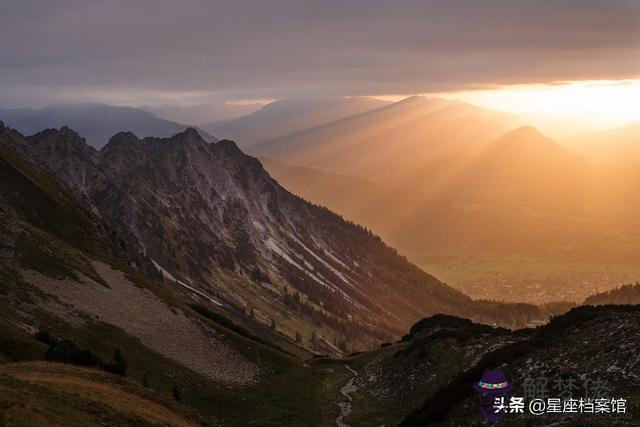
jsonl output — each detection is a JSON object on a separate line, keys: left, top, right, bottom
{"left": 1, "top": 0, "right": 638, "bottom": 107}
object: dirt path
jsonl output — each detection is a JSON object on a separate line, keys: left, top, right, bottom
{"left": 336, "top": 364, "right": 358, "bottom": 427}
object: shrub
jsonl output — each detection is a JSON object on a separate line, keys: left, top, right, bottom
{"left": 34, "top": 330, "right": 56, "bottom": 346}
{"left": 172, "top": 385, "right": 182, "bottom": 402}
{"left": 45, "top": 339, "right": 103, "bottom": 367}
{"left": 103, "top": 348, "right": 127, "bottom": 376}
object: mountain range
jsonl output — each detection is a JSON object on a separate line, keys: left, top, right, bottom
{"left": 202, "top": 97, "right": 391, "bottom": 149}
{"left": 1, "top": 117, "right": 638, "bottom": 425}
{"left": 1, "top": 122, "right": 553, "bottom": 357}
{"left": 0, "top": 103, "right": 217, "bottom": 149}
{"left": 250, "top": 95, "right": 521, "bottom": 183}
{"left": 245, "top": 98, "right": 640, "bottom": 302}
{"left": 266, "top": 121, "right": 640, "bottom": 263}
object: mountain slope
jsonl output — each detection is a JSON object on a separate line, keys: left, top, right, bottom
{"left": 0, "top": 123, "right": 351, "bottom": 425}
{"left": 570, "top": 122, "right": 640, "bottom": 208}
{"left": 0, "top": 362, "right": 200, "bottom": 427}
{"left": 431, "top": 126, "right": 592, "bottom": 209}
{"left": 391, "top": 126, "right": 628, "bottom": 259}
{"left": 1, "top": 123, "right": 549, "bottom": 352}
{"left": 260, "top": 123, "right": 640, "bottom": 303}
{"left": 342, "top": 306, "right": 640, "bottom": 426}
{"left": 0, "top": 103, "right": 217, "bottom": 149}
{"left": 202, "top": 97, "right": 390, "bottom": 148}
{"left": 259, "top": 157, "right": 389, "bottom": 224}
{"left": 401, "top": 305, "right": 640, "bottom": 426}
{"left": 584, "top": 283, "right": 640, "bottom": 305}
{"left": 569, "top": 121, "right": 640, "bottom": 165}
{"left": 250, "top": 96, "right": 521, "bottom": 183}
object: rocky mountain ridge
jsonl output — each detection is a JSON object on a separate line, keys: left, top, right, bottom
{"left": 0, "top": 123, "right": 550, "bottom": 352}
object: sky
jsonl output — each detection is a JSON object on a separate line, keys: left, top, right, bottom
{"left": 1, "top": 0, "right": 639, "bottom": 131}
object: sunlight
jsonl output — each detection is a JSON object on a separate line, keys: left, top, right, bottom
{"left": 436, "top": 79, "right": 640, "bottom": 138}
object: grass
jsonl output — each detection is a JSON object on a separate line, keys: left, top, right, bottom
{"left": 0, "top": 258, "right": 350, "bottom": 426}
{"left": 344, "top": 339, "right": 476, "bottom": 427}
{"left": 0, "top": 140, "right": 355, "bottom": 425}
{"left": 0, "top": 321, "right": 47, "bottom": 362}
{"left": 0, "top": 362, "right": 199, "bottom": 427}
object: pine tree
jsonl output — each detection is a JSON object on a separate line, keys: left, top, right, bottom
{"left": 311, "top": 330, "right": 318, "bottom": 348}
{"left": 270, "top": 318, "right": 277, "bottom": 330}
{"left": 111, "top": 348, "right": 127, "bottom": 376}
{"left": 172, "top": 385, "right": 182, "bottom": 402}
{"left": 295, "top": 330, "right": 302, "bottom": 343}
{"left": 103, "top": 348, "right": 127, "bottom": 376}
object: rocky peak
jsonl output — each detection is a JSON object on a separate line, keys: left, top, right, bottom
{"left": 1, "top": 124, "right": 534, "bottom": 352}
{"left": 28, "top": 127, "right": 98, "bottom": 165}
{"left": 181, "top": 126, "right": 202, "bottom": 140}
{"left": 215, "top": 139, "right": 244, "bottom": 157}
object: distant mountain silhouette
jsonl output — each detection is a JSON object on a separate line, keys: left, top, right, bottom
{"left": 433, "top": 126, "right": 592, "bottom": 209}
{"left": 259, "top": 157, "right": 388, "bottom": 223}
{"left": 569, "top": 121, "right": 640, "bottom": 164}
{"left": 268, "top": 122, "right": 640, "bottom": 264}
{"left": 0, "top": 103, "right": 217, "bottom": 148}
{"left": 202, "top": 97, "right": 390, "bottom": 148}
{"left": 250, "top": 96, "right": 521, "bottom": 183}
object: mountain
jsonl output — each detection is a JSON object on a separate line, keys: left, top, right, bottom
{"left": 202, "top": 97, "right": 391, "bottom": 148}
{"left": 569, "top": 122, "right": 640, "bottom": 208}
{"left": 0, "top": 125, "right": 376, "bottom": 426}
{"left": 2, "top": 122, "right": 554, "bottom": 353}
{"left": 0, "top": 103, "right": 217, "bottom": 149}
{"left": 569, "top": 121, "right": 640, "bottom": 165}
{"left": 261, "top": 123, "right": 640, "bottom": 303}
{"left": 144, "top": 102, "right": 263, "bottom": 125}
{"left": 390, "top": 126, "right": 621, "bottom": 258}
{"left": 250, "top": 96, "right": 521, "bottom": 183}
{"left": 428, "top": 126, "right": 592, "bottom": 210}
{"left": 342, "top": 305, "right": 640, "bottom": 426}
{"left": 258, "top": 157, "right": 389, "bottom": 224}
{"left": 4, "top": 125, "right": 628, "bottom": 425}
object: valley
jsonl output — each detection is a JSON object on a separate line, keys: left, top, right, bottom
{"left": 1, "top": 110, "right": 638, "bottom": 425}
{"left": 421, "top": 258, "right": 640, "bottom": 304}
{"left": 2, "top": 2, "right": 638, "bottom": 425}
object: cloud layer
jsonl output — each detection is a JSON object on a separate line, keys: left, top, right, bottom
{"left": 1, "top": 0, "right": 638, "bottom": 106}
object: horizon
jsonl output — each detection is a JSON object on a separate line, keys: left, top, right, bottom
{"left": 2, "top": 1, "right": 639, "bottom": 138}
{"left": 3, "top": 86, "right": 639, "bottom": 141}
{"left": 2, "top": 1, "right": 640, "bottom": 425}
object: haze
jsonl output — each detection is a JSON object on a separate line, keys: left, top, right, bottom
{"left": 1, "top": 0, "right": 639, "bottom": 131}
{"left": 1, "top": 0, "right": 640, "bottom": 303}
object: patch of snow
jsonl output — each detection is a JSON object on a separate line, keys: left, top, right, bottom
{"left": 322, "top": 337, "right": 344, "bottom": 355}
{"left": 265, "top": 237, "right": 303, "bottom": 270}
{"left": 291, "top": 235, "right": 352, "bottom": 284}
{"left": 150, "top": 258, "right": 224, "bottom": 307}
{"left": 265, "top": 238, "right": 353, "bottom": 302}
{"left": 252, "top": 220, "right": 265, "bottom": 233}
{"left": 259, "top": 281, "right": 281, "bottom": 295}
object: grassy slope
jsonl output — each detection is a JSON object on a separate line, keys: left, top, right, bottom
{"left": 0, "top": 362, "right": 199, "bottom": 427}
{"left": 0, "top": 140, "right": 350, "bottom": 426}
{"left": 0, "top": 273, "right": 347, "bottom": 426}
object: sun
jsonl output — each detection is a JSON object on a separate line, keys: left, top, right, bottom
{"left": 435, "top": 79, "right": 640, "bottom": 138}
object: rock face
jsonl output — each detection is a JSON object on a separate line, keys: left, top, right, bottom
{"left": 0, "top": 103, "right": 217, "bottom": 149}
{"left": 0, "top": 123, "right": 542, "bottom": 350}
